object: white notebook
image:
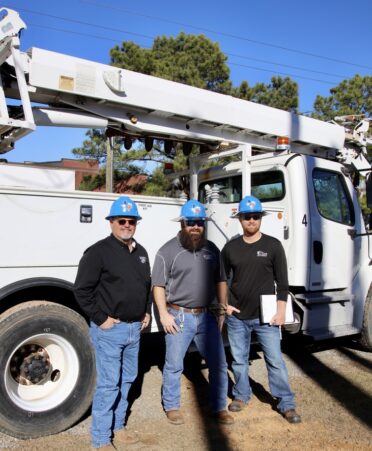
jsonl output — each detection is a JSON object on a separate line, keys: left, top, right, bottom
{"left": 260, "top": 294, "right": 294, "bottom": 324}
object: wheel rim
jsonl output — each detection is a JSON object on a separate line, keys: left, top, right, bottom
{"left": 5, "top": 333, "right": 80, "bottom": 412}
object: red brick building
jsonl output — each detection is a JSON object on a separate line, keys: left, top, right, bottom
{"left": 93, "top": 174, "right": 148, "bottom": 193}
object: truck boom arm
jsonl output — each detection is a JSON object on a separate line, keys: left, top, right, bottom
{"left": 0, "top": 7, "right": 370, "bottom": 173}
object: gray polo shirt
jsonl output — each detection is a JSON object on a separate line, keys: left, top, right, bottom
{"left": 152, "top": 233, "right": 226, "bottom": 308}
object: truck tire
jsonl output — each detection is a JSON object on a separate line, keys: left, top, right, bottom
{"left": 0, "top": 301, "right": 95, "bottom": 439}
{"left": 359, "top": 284, "right": 372, "bottom": 351}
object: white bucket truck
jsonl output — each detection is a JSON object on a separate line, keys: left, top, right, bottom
{"left": 0, "top": 7, "right": 370, "bottom": 439}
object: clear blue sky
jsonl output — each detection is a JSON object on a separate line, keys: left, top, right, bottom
{"left": 3, "top": 0, "right": 372, "bottom": 164}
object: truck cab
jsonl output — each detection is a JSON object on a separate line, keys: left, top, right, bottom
{"left": 197, "top": 151, "right": 371, "bottom": 341}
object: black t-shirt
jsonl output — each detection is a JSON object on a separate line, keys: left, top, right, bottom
{"left": 221, "top": 233, "right": 288, "bottom": 320}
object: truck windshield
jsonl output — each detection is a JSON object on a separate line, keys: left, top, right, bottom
{"left": 198, "top": 170, "right": 285, "bottom": 204}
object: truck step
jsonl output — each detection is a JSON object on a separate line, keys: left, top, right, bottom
{"left": 302, "top": 325, "right": 360, "bottom": 340}
{"left": 295, "top": 291, "right": 355, "bottom": 305}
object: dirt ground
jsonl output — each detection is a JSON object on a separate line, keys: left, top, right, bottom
{"left": 1, "top": 334, "right": 371, "bottom": 450}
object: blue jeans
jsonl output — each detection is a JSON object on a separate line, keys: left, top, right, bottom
{"left": 226, "top": 315, "right": 295, "bottom": 413}
{"left": 89, "top": 321, "right": 141, "bottom": 448}
{"left": 163, "top": 309, "right": 228, "bottom": 413}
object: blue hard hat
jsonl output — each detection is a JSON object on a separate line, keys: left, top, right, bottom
{"left": 105, "top": 196, "right": 142, "bottom": 220}
{"left": 237, "top": 195, "right": 267, "bottom": 216}
{"left": 178, "top": 200, "right": 208, "bottom": 221}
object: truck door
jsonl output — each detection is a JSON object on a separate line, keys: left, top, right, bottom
{"left": 307, "top": 157, "right": 362, "bottom": 290}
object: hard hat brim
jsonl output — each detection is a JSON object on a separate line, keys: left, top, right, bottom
{"left": 172, "top": 216, "right": 210, "bottom": 222}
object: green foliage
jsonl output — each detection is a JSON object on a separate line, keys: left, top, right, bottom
{"left": 78, "top": 167, "right": 142, "bottom": 191}
{"left": 72, "top": 129, "right": 116, "bottom": 163}
{"left": 359, "top": 193, "right": 371, "bottom": 215}
{"left": 79, "top": 169, "right": 106, "bottom": 191}
{"left": 111, "top": 33, "right": 232, "bottom": 93}
{"left": 233, "top": 80, "right": 251, "bottom": 100}
{"left": 110, "top": 41, "right": 156, "bottom": 75}
{"left": 312, "top": 74, "right": 372, "bottom": 121}
{"left": 142, "top": 166, "right": 171, "bottom": 196}
{"left": 252, "top": 186, "right": 282, "bottom": 200}
{"left": 233, "top": 77, "right": 298, "bottom": 112}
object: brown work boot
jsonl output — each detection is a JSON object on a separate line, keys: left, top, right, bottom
{"left": 114, "top": 428, "right": 139, "bottom": 444}
{"left": 282, "top": 409, "right": 302, "bottom": 424}
{"left": 228, "top": 399, "right": 247, "bottom": 412}
{"left": 166, "top": 410, "right": 184, "bottom": 425}
{"left": 212, "top": 410, "right": 234, "bottom": 425}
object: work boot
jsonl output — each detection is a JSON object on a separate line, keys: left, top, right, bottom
{"left": 114, "top": 428, "right": 139, "bottom": 444}
{"left": 212, "top": 410, "right": 234, "bottom": 425}
{"left": 282, "top": 409, "right": 302, "bottom": 424}
{"left": 166, "top": 410, "right": 184, "bottom": 425}
{"left": 228, "top": 399, "right": 247, "bottom": 412}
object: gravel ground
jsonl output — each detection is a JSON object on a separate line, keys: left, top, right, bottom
{"left": 0, "top": 334, "right": 371, "bottom": 450}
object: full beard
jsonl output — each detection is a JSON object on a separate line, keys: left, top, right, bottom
{"left": 179, "top": 229, "right": 206, "bottom": 251}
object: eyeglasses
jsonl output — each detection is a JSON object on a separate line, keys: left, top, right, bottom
{"left": 116, "top": 218, "right": 137, "bottom": 226}
{"left": 185, "top": 219, "right": 205, "bottom": 227}
{"left": 241, "top": 214, "right": 262, "bottom": 221}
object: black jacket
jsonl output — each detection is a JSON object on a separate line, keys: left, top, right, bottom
{"left": 74, "top": 234, "right": 151, "bottom": 326}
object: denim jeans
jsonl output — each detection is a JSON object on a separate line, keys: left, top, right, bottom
{"left": 226, "top": 315, "right": 295, "bottom": 413}
{"left": 163, "top": 308, "right": 228, "bottom": 413}
{"left": 89, "top": 321, "right": 141, "bottom": 448}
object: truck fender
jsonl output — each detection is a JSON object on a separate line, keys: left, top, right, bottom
{"left": 0, "top": 277, "right": 74, "bottom": 303}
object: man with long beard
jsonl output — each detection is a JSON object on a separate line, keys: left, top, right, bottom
{"left": 152, "top": 200, "right": 233, "bottom": 426}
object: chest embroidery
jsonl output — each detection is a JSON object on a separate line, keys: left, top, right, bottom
{"left": 203, "top": 254, "right": 213, "bottom": 260}
{"left": 257, "top": 250, "right": 268, "bottom": 257}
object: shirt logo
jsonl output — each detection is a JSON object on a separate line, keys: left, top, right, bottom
{"left": 203, "top": 254, "right": 213, "bottom": 260}
{"left": 139, "top": 256, "right": 148, "bottom": 264}
{"left": 257, "top": 250, "right": 267, "bottom": 257}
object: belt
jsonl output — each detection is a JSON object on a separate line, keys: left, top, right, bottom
{"left": 167, "top": 303, "right": 207, "bottom": 314}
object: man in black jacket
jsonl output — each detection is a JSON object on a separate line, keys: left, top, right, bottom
{"left": 74, "top": 196, "right": 151, "bottom": 450}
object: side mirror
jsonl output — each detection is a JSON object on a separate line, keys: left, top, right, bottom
{"left": 366, "top": 172, "right": 372, "bottom": 208}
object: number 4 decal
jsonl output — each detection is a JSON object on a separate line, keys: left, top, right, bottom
{"left": 302, "top": 214, "right": 308, "bottom": 226}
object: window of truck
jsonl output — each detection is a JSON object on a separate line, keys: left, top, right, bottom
{"left": 312, "top": 168, "right": 355, "bottom": 225}
{"left": 198, "top": 170, "right": 285, "bottom": 204}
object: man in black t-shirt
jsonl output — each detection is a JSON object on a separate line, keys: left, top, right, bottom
{"left": 222, "top": 195, "right": 301, "bottom": 424}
